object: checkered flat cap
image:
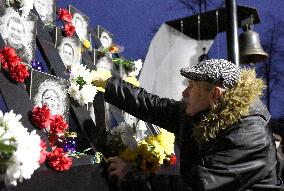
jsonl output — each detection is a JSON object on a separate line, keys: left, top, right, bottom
{"left": 180, "top": 59, "right": 240, "bottom": 88}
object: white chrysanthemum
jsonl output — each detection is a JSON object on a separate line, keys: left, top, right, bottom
{"left": 68, "top": 82, "right": 81, "bottom": 101}
{"left": 0, "top": 111, "right": 41, "bottom": 186}
{"left": 69, "top": 63, "right": 92, "bottom": 84}
{"left": 128, "top": 59, "right": 143, "bottom": 77}
{"left": 79, "top": 84, "right": 97, "bottom": 105}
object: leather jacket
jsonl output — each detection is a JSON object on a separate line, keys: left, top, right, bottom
{"left": 104, "top": 75, "right": 282, "bottom": 191}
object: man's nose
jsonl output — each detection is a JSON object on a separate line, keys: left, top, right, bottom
{"left": 182, "top": 87, "right": 189, "bottom": 97}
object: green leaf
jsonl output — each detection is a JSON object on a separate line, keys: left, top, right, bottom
{"left": 0, "top": 143, "right": 16, "bottom": 153}
{"left": 76, "top": 76, "right": 86, "bottom": 88}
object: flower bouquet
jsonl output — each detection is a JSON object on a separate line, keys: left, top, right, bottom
{"left": 95, "top": 122, "right": 176, "bottom": 174}
{"left": 0, "top": 110, "right": 42, "bottom": 186}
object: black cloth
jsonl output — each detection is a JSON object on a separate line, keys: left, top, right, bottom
{"left": 104, "top": 75, "right": 282, "bottom": 191}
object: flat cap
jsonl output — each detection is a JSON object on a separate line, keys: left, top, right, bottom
{"left": 180, "top": 59, "right": 240, "bottom": 88}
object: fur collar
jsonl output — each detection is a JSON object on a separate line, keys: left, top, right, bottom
{"left": 192, "top": 68, "right": 265, "bottom": 144}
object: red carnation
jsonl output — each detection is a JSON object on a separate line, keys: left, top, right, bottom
{"left": 0, "top": 52, "right": 7, "bottom": 69}
{"left": 39, "top": 140, "right": 48, "bottom": 164}
{"left": 169, "top": 154, "right": 177, "bottom": 165}
{"left": 47, "top": 148, "right": 72, "bottom": 171}
{"left": 32, "top": 105, "right": 53, "bottom": 129}
{"left": 7, "top": 55, "right": 22, "bottom": 70}
{"left": 64, "top": 23, "right": 76, "bottom": 37}
{"left": 8, "top": 63, "right": 29, "bottom": 83}
{"left": 1, "top": 46, "right": 17, "bottom": 58}
{"left": 57, "top": 8, "right": 72, "bottom": 22}
{"left": 50, "top": 115, "right": 68, "bottom": 134}
{"left": 0, "top": 46, "right": 20, "bottom": 70}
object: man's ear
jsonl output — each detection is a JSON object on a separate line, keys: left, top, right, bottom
{"left": 210, "top": 86, "right": 223, "bottom": 104}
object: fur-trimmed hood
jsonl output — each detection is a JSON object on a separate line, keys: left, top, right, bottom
{"left": 192, "top": 68, "right": 267, "bottom": 144}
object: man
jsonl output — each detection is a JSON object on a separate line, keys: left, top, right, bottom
{"left": 72, "top": 13, "right": 87, "bottom": 41}
{"left": 42, "top": 89, "right": 60, "bottom": 116}
{"left": 94, "top": 59, "right": 281, "bottom": 190}
{"left": 59, "top": 42, "right": 74, "bottom": 67}
{"left": 34, "top": 0, "right": 50, "bottom": 23}
{"left": 96, "top": 56, "right": 113, "bottom": 71}
{"left": 4, "top": 15, "right": 31, "bottom": 63}
{"left": 99, "top": 31, "right": 112, "bottom": 49}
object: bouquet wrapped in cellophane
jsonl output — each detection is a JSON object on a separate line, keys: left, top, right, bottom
{"left": 95, "top": 122, "right": 177, "bottom": 174}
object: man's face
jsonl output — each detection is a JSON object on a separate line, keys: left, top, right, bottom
{"left": 97, "top": 57, "right": 111, "bottom": 71}
{"left": 7, "top": 19, "right": 24, "bottom": 47}
{"left": 42, "top": 89, "right": 59, "bottom": 115}
{"left": 62, "top": 44, "right": 74, "bottom": 65}
{"left": 74, "top": 17, "right": 85, "bottom": 40}
{"left": 35, "top": 0, "right": 48, "bottom": 21}
{"left": 182, "top": 80, "right": 212, "bottom": 117}
{"left": 100, "top": 32, "right": 111, "bottom": 48}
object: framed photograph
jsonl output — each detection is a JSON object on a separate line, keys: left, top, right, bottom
{"left": 30, "top": 69, "right": 70, "bottom": 121}
{"left": 34, "top": 0, "right": 56, "bottom": 25}
{"left": 0, "top": 7, "right": 37, "bottom": 64}
{"left": 94, "top": 25, "right": 113, "bottom": 50}
{"left": 68, "top": 5, "right": 91, "bottom": 42}
{"left": 55, "top": 27, "right": 82, "bottom": 68}
{"left": 94, "top": 49, "right": 114, "bottom": 71}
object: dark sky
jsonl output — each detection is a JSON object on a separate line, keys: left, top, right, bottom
{"left": 1, "top": 1, "right": 282, "bottom": 118}
{"left": 57, "top": 0, "right": 284, "bottom": 118}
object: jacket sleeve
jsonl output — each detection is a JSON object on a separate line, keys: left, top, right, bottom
{"left": 104, "top": 75, "right": 185, "bottom": 131}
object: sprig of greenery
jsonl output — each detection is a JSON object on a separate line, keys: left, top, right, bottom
{"left": 111, "top": 58, "right": 134, "bottom": 71}
{"left": 67, "top": 148, "right": 92, "bottom": 158}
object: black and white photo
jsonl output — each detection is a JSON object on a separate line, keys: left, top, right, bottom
{"left": 34, "top": 0, "right": 56, "bottom": 25}
{"left": 69, "top": 5, "right": 90, "bottom": 42}
{"left": 30, "top": 69, "right": 70, "bottom": 121}
{"left": 55, "top": 27, "right": 82, "bottom": 68}
{"left": 94, "top": 49, "right": 113, "bottom": 71}
{"left": 95, "top": 25, "right": 113, "bottom": 49}
{"left": 0, "top": 7, "right": 37, "bottom": 64}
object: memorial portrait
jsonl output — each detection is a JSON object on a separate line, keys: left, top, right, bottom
{"left": 94, "top": 49, "right": 113, "bottom": 72}
{"left": 34, "top": 0, "right": 56, "bottom": 25}
{"left": 69, "top": 5, "right": 90, "bottom": 42}
{"left": 30, "top": 69, "right": 70, "bottom": 121}
{"left": 55, "top": 27, "right": 82, "bottom": 68}
{"left": 95, "top": 25, "right": 113, "bottom": 49}
{"left": 0, "top": 7, "right": 37, "bottom": 64}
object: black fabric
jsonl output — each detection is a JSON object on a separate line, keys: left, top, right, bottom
{"left": 104, "top": 75, "right": 282, "bottom": 191}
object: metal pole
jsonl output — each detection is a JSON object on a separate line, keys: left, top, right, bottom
{"left": 225, "top": 0, "right": 239, "bottom": 66}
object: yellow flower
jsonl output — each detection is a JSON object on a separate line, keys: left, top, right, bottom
{"left": 120, "top": 148, "right": 137, "bottom": 162}
{"left": 157, "top": 128, "right": 175, "bottom": 155}
{"left": 90, "top": 69, "right": 112, "bottom": 92}
{"left": 83, "top": 39, "right": 91, "bottom": 49}
{"left": 124, "top": 76, "right": 140, "bottom": 87}
{"left": 140, "top": 156, "right": 160, "bottom": 173}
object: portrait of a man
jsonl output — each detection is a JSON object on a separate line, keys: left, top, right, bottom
{"left": 94, "top": 25, "right": 113, "bottom": 50}
{"left": 34, "top": 0, "right": 55, "bottom": 25}
{"left": 31, "top": 69, "right": 69, "bottom": 121}
{"left": 0, "top": 8, "right": 36, "bottom": 64}
{"left": 56, "top": 28, "right": 82, "bottom": 68}
{"left": 69, "top": 5, "right": 90, "bottom": 42}
{"left": 94, "top": 50, "right": 113, "bottom": 72}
